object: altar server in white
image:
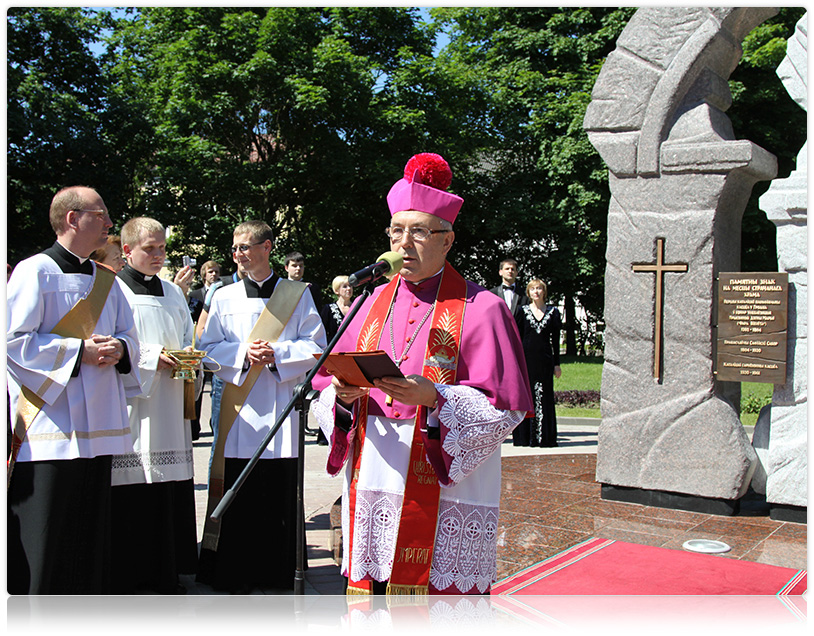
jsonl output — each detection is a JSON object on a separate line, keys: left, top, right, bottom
{"left": 7, "top": 186, "right": 140, "bottom": 594}
{"left": 109, "top": 216, "right": 199, "bottom": 594}
{"left": 196, "top": 220, "right": 326, "bottom": 592}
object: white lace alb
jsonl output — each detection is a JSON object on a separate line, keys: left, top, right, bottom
{"left": 348, "top": 489, "right": 499, "bottom": 593}
{"left": 430, "top": 499, "right": 498, "bottom": 593}
{"left": 323, "top": 382, "right": 525, "bottom": 592}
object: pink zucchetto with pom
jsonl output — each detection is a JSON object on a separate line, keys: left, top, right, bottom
{"left": 386, "top": 153, "right": 464, "bottom": 224}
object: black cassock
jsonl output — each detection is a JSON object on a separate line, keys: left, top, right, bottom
{"left": 196, "top": 275, "right": 303, "bottom": 592}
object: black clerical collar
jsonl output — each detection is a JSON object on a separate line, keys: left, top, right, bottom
{"left": 118, "top": 264, "right": 164, "bottom": 296}
{"left": 43, "top": 241, "right": 94, "bottom": 275}
{"left": 243, "top": 272, "right": 279, "bottom": 298}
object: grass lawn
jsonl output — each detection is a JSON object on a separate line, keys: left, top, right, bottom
{"left": 553, "top": 355, "right": 773, "bottom": 425}
{"left": 554, "top": 355, "right": 602, "bottom": 419}
{"left": 553, "top": 355, "right": 603, "bottom": 392}
{"left": 556, "top": 405, "right": 602, "bottom": 418}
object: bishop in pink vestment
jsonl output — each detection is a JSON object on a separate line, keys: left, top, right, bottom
{"left": 311, "top": 154, "right": 532, "bottom": 594}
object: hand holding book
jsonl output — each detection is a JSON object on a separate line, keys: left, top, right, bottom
{"left": 314, "top": 350, "right": 404, "bottom": 388}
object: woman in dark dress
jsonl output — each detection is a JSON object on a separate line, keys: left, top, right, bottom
{"left": 513, "top": 279, "right": 562, "bottom": 447}
{"left": 319, "top": 275, "right": 354, "bottom": 342}
{"left": 316, "top": 275, "right": 354, "bottom": 444}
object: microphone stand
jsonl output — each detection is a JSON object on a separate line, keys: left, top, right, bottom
{"left": 209, "top": 286, "right": 373, "bottom": 595}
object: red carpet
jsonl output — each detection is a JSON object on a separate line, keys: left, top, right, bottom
{"left": 494, "top": 537, "right": 807, "bottom": 595}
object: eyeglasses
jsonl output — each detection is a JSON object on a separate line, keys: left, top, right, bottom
{"left": 231, "top": 242, "right": 265, "bottom": 253}
{"left": 73, "top": 208, "right": 111, "bottom": 220}
{"left": 385, "top": 226, "right": 451, "bottom": 242}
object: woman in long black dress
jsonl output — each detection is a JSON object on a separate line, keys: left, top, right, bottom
{"left": 514, "top": 279, "right": 562, "bottom": 447}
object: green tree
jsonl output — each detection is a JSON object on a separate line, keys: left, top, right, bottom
{"left": 8, "top": 6, "right": 804, "bottom": 326}
{"left": 430, "top": 7, "right": 635, "bottom": 353}
{"left": 429, "top": 6, "right": 804, "bottom": 354}
{"left": 729, "top": 7, "right": 807, "bottom": 272}
{"left": 105, "top": 6, "right": 438, "bottom": 287}
{"left": 7, "top": 7, "right": 127, "bottom": 263}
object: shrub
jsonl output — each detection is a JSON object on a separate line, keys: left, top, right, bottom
{"left": 554, "top": 390, "right": 600, "bottom": 407}
{"left": 742, "top": 392, "right": 772, "bottom": 414}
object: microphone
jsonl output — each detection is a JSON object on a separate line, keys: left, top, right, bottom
{"left": 347, "top": 251, "right": 404, "bottom": 288}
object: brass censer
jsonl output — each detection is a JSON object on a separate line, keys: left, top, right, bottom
{"left": 163, "top": 349, "right": 220, "bottom": 380}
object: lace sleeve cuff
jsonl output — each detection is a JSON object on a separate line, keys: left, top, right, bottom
{"left": 424, "top": 384, "right": 526, "bottom": 486}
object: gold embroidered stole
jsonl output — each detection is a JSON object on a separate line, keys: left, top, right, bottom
{"left": 346, "top": 264, "right": 467, "bottom": 595}
{"left": 201, "top": 278, "right": 306, "bottom": 552}
{"left": 8, "top": 264, "right": 117, "bottom": 487}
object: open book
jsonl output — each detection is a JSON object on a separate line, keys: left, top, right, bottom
{"left": 314, "top": 350, "right": 404, "bottom": 387}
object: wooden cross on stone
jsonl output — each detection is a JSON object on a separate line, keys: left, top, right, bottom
{"left": 632, "top": 237, "right": 688, "bottom": 383}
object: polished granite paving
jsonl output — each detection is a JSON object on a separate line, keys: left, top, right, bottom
{"left": 497, "top": 453, "right": 807, "bottom": 580}
{"left": 186, "top": 391, "right": 806, "bottom": 595}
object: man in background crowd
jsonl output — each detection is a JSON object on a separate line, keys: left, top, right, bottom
{"left": 285, "top": 250, "right": 323, "bottom": 312}
{"left": 189, "top": 260, "right": 222, "bottom": 324}
{"left": 490, "top": 257, "right": 530, "bottom": 318}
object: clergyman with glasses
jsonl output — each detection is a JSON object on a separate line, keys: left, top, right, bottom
{"left": 311, "top": 153, "right": 533, "bottom": 595}
{"left": 196, "top": 220, "right": 326, "bottom": 592}
{"left": 7, "top": 186, "right": 141, "bottom": 593}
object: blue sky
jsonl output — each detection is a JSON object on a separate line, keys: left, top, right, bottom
{"left": 89, "top": 6, "right": 451, "bottom": 56}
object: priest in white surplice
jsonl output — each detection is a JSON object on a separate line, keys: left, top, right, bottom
{"left": 196, "top": 220, "right": 326, "bottom": 592}
{"left": 7, "top": 186, "right": 140, "bottom": 594}
{"left": 109, "top": 216, "right": 199, "bottom": 594}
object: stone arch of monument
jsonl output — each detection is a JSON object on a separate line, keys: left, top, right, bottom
{"left": 585, "top": 7, "right": 778, "bottom": 178}
{"left": 582, "top": 7, "right": 799, "bottom": 512}
{"left": 752, "top": 13, "right": 807, "bottom": 521}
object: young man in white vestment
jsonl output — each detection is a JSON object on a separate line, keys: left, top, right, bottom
{"left": 7, "top": 186, "right": 140, "bottom": 594}
{"left": 196, "top": 220, "right": 326, "bottom": 592}
{"left": 110, "top": 216, "right": 199, "bottom": 594}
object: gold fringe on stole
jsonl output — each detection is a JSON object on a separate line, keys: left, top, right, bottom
{"left": 200, "top": 475, "right": 225, "bottom": 548}
{"left": 8, "top": 387, "right": 45, "bottom": 487}
{"left": 200, "top": 279, "right": 306, "bottom": 553}
{"left": 346, "top": 584, "right": 374, "bottom": 597}
{"left": 386, "top": 583, "right": 430, "bottom": 596}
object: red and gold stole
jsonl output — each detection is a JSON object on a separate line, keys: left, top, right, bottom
{"left": 346, "top": 263, "right": 467, "bottom": 595}
{"left": 8, "top": 264, "right": 117, "bottom": 487}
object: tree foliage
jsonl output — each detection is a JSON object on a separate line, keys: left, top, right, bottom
{"left": 430, "top": 7, "right": 636, "bottom": 352}
{"left": 728, "top": 7, "right": 807, "bottom": 272}
{"left": 6, "top": 7, "right": 806, "bottom": 353}
{"left": 104, "top": 6, "right": 439, "bottom": 285}
{"left": 7, "top": 7, "right": 124, "bottom": 262}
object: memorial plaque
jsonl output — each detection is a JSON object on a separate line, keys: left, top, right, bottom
{"left": 716, "top": 273, "right": 788, "bottom": 383}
